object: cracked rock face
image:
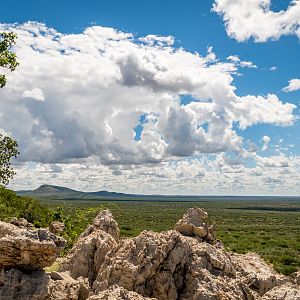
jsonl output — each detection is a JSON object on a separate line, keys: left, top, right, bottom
{"left": 59, "top": 210, "right": 119, "bottom": 286}
{"left": 93, "top": 230, "right": 253, "bottom": 300}
{"left": 0, "top": 221, "right": 65, "bottom": 270}
{"left": 59, "top": 230, "right": 117, "bottom": 285}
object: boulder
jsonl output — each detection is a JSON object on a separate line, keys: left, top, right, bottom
{"left": 175, "top": 207, "right": 215, "bottom": 242}
{"left": 1, "top": 208, "right": 299, "bottom": 300}
{"left": 0, "top": 221, "right": 65, "bottom": 270}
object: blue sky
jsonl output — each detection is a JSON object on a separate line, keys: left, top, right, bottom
{"left": 1, "top": 0, "right": 300, "bottom": 194}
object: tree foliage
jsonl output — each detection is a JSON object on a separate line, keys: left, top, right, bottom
{"left": 0, "top": 32, "right": 19, "bottom": 88}
{"left": 0, "top": 32, "right": 19, "bottom": 185}
{"left": 0, "top": 134, "right": 19, "bottom": 186}
{"left": 0, "top": 187, "right": 52, "bottom": 227}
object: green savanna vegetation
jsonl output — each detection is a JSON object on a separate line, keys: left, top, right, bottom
{"left": 0, "top": 187, "right": 299, "bottom": 275}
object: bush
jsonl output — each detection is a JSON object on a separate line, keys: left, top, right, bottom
{"left": 0, "top": 186, "right": 52, "bottom": 227}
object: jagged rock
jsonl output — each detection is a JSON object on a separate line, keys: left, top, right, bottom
{"left": 0, "top": 268, "right": 89, "bottom": 300}
{"left": 175, "top": 207, "right": 215, "bottom": 242}
{"left": 49, "top": 221, "right": 65, "bottom": 235}
{"left": 10, "top": 218, "right": 35, "bottom": 230}
{"left": 48, "top": 271, "right": 90, "bottom": 300}
{"left": 88, "top": 285, "right": 155, "bottom": 299}
{"left": 59, "top": 210, "right": 119, "bottom": 285}
{"left": 80, "top": 210, "right": 120, "bottom": 242}
{"left": 59, "top": 230, "right": 117, "bottom": 285}
{"left": 1, "top": 207, "right": 299, "bottom": 300}
{"left": 93, "top": 230, "right": 255, "bottom": 300}
{"left": 0, "top": 221, "right": 65, "bottom": 270}
{"left": 262, "top": 283, "right": 300, "bottom": 299}
{"left": 230, "top": 252, "right": 288, "bottom": 295}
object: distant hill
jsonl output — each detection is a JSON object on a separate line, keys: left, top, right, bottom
{"left": 17, "top": 184, "right": 84, "bottom": 198}
{"left": 16, "top": 184, "right": 137, "bottom": 200}
{"left": 15, "top": 184, "right": 300, "bottom": 202}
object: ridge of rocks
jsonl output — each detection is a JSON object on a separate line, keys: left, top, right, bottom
{"left": 0, "top": 208, "right": 299, "bottom": 300}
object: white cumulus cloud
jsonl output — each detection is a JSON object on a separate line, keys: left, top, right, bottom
{"left": 261, "top": 135, "right": 271, "bottom": 151}
{"left": 227, "top": 55, "right": 257, "bottom": 68}
{"left": 213, "top": 0, "right": 300, "bottom": 42}
{"left": 0, "top": 22, "right": 297, "bottom": 194}
{"left": 22, "top": 87, "right": 45, "bottom": 101}
{"left": 282, "top": 78, "right": 300, "bottom": 92}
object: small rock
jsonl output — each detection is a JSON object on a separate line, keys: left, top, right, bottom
{"left": 49, "top": 221, "right": 65, "bottom": 235}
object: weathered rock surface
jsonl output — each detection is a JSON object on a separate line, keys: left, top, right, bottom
{"left": 0, "top": 221, "right": 65, "bottom": 270}
{"left": 93, "top": 230, "right": 254, "bottom": 300}
{"left": 0, "top": 208, "right": 299, "bottom": 300}
{"left": 175, "top": 207, "right": 215, "bottom": 242}
{"left": 59, "top": 230, "right": 117, "bottom": 285}
{"left": 262, "top": 283, "right": 300, "bottom": 299}
{"left": 80, "top": 210, "right": 120, "bottom": 242}
{"left": 292, "top": 271, "right": 300, "bottom": 285}
{"left": 0, "top": 268, "right": 89, "bottom": 300}
{"left": 10, "top": 218, "right": 35, "bottom": 230}
{"left": 88, "top": 285, "right": 155, "bottom": 300}
{"left": 49, "top": 221, "right": 65, "bottom": 235}
{"left": 230, "top": 252, "right": 288, "bottom": 295}
{"left": 59, "top": 210, "right": 119, "bottom": 285}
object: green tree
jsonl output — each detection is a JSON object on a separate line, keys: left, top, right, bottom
{"left": 0, "top": 32, "right": 19, "bottom": 88}
{"left": 0, "top": 32, "right": 19, "bottom": 185}
{"left": 0, "top": 134, "right": 19, "bottom": 186}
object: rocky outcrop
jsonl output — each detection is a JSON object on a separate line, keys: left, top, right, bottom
{"left": 59, "top": 229, "right": 117, "bottom": 285}
{"left": 93, "top": 230, "right": 253, "bottom": 299}
{"left": 0, "top": 221, "right": 65, "bottom": 270}
{"left": 0, "top": 207, "right": 299, "bottom": 300}
{"left": 59, "top": 210, "right": 119, "bottom": 285}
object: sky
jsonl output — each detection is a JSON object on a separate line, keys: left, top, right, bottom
{"left": 0, "top": 0, "right": 300, "bottom": 195}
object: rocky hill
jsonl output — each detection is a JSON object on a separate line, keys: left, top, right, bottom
{"left": 0, "top": 208, "right": 299, "bottom": 299}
